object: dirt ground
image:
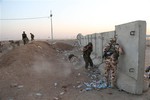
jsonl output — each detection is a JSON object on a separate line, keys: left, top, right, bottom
{"left": 0, "top": 40, "right": 150, "bottom": 100}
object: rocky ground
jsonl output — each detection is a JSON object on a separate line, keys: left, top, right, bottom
{"left": 0, "top": 40, "right": 150, "bottom": 100}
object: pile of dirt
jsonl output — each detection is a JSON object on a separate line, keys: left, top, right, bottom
{"left": 52, "top": 42, "right": 74, "bottom": 51}
{"left": 0, "top": 41, "right": 57, "bottom": 68}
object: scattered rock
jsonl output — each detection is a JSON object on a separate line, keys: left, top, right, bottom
{"left": 17, "top": 85, "right": 24, "bottom": 89}
{"left": 10, "top": 83, "right": 18, "bottom": 88}
{"left": 78, "top": 73, "right": 81, "bottom": 76}
{"left": 76, "top": 81, "right": 81, "bottom": 84}
{"left": 53, "top": 97, "right": 59, "bottom": 100}
{"left": 60, "top": 91, "right": 65, "bottom": 95}
{"left": 77, "top": 84, "right": 82, "bottom": 88}
{"left": 62, "top": 85, "right": 67, "bottom": 89}
{"left": 54, "top": 83, "right": 58, "bottom": 87}
{"left": 108, "top": 92, "right": 113, "bottom": 95}
{"left": 35, "top": 93, "right": 42, "bottom": 96}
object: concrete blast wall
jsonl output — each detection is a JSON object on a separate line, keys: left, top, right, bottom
{"left": 116, "top": 21, "right": 146, "bottom": 94}
{"left": 77, "top": 21, "right": 146, "bottom": 94}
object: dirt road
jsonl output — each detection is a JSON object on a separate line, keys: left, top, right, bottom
{"left": 0, "top": 40, "right": 149, "bottom": 100}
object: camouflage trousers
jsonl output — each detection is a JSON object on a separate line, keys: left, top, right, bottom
{"left": 23, "top": 38, "right": 29, "bottom": 45}
{"left": 104, "top": 58, "right": 118, "bottom": 87}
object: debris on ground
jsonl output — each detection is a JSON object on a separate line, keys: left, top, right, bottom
{"left": 60, "top": 91, "right": 65, "bottom": 95}
{"left": 79, "top": 80, "right": 107, "bottom": 92}
{"left": 10, "top": 83, "right": 24, "bottom": 89}
{"left": 17, "top": 85, "right": 24, "bottom": 89}
{"left": 75, "top": 68, "right": 111, "bottom": 91}
{"left": 35, "top": 93, "right": 42, "bottom": 96}
{"left": 54, "top": 82, "right": 58, "bottom": 87}
{"left": 53, "top": 97, "right": 59, "bottom": 100}
{"left": 10, "top": 83, "right": 18, "bottom": 88}
{"left": 53, "top": 96, "right": 62, "bottom": 100}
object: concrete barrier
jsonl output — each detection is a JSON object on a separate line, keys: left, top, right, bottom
{"left": 116, "top": 21, "right": 146, "bottom": 94}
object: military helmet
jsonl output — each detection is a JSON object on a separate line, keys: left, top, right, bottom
{"left": 110, "top": 38, "right": 116, "bottom": 43}
{"left": 88, "top": 42, "right": 92, "bottom": 46}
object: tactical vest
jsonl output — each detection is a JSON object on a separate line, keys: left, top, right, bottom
{"left": 104, "top": 43, "right": 119, "bottom": 59}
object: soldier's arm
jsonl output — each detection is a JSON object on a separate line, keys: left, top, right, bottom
{"left": 145, "top": 66, "right": 150, "bottom": 72}
{"left": 83, "top": 47, "right": 87, "bottom": 51}
{"left": 119, "top": 46, "right": 124, "bottom": 55}
{"left": 83, "top": 45, "right": 90, "bottom": 51}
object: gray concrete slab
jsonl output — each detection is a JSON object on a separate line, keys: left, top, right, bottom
{"left": 116, "top": 21, "right": 146, "bottom": 94}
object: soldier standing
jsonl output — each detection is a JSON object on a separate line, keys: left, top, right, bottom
{"left": 103, "top": 37, "right": 124, "bottom": 87}
{"left": 30, "top": 33, "right": 34, "bottom": 41}
{"left": 0, "top": 42, "right": 2, "bottom": 53}
{"left": 83, "top": 42, "right": 93, "bottom": 70}
{"left": 22, "top": 31, "right": 29, "bottom": 45}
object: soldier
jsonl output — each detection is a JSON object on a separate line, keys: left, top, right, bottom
{"left": 0, "top": 42, "right": 2, "bottom": 53}
{"left": 83, "top": 42, "right": 93, "bottom": 70}
{"left": 145, "top": 66, "right": 150, "bottom": 79}
{"left": 30, "top": 33, "right": 34, "bottom": 41}
{"left": 22, "top": 31, "right": 29, "bottom": 45}
{"left": 103, "top": 37, "right": 124, "bottom": 87}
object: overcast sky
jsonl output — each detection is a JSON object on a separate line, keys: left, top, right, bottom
{"left": 0, "top": 0, "right": 150, "bottom": 40}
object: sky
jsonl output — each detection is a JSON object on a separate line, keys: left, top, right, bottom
{"left": 0, "top": 0, "right": 150, "bottom": 40}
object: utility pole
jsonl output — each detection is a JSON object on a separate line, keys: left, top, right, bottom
{"left": 50, "top": 10, "right": 53, "bottom": 40}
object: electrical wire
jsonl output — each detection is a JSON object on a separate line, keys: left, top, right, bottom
{"left": 0, "top": 16, "right": 50, "bottom": 20}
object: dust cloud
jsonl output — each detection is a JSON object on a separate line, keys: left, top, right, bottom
{"left": 31, "top": 55, "right": 72, "bottom": 78}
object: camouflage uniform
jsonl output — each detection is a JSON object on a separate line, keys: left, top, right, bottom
{"left": 83, "top": 42, "right": 93, "bottom": 69}
{"left": 145, "top": 66, "right": 150, "bottom": 79}
{"left": 103, "top": 38, "right": 123, "bottom": 87}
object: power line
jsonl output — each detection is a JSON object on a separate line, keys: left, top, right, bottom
{"left": 0, "top": 16, "right": 50, "bottom": 20}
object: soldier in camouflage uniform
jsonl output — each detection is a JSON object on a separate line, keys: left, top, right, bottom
{"left": 103, "top": 37, "right": 124, "bottom": 87}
